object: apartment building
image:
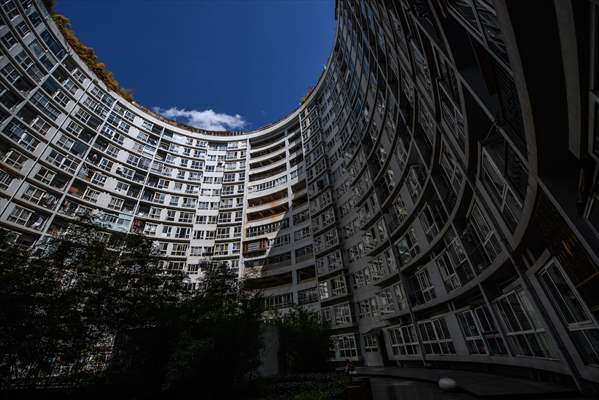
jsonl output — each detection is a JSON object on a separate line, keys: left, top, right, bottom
{"left": 0, "top": 0, "right": 598, "bottom": 389}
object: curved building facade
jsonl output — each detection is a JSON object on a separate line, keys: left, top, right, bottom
{"left": 1, "top": 0, "right": 599, "bottom": 389}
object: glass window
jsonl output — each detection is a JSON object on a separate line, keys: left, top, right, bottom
{"left": 538, "top": 260, "right": 599, "bottom": 365}
{"left": 494, "top": 289, "right": 554, "bottom": 359}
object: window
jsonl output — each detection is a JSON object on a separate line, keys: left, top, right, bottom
{"left": 21, "top": 185, "right": 43, "bottom": 203}
{"left": 94, "top": 159, "right": 112, "bottom": 174}
{"left": 171, "top": 244, "right": 188, "bottom": 256}
{"left": 387, "top": 325, "right": 419, "bottom": 356}
{"left": 153, "top": 192, "right": 165, "bottom": 204}
{"left": 148, "top": 207, "right": 161, "bottom": 219}
{"left": 363, "top": 335, "right": 378, "bottom": 353}
{"left": 179, "top": 212, "right": 193, "bottom": 223}
{"left": 334, "top": 303, "right": 352, "bottom": 326}
{"left": 143, "top": 223, "right": 157, "bottom": 235}
{"left": 494, "top": 289, "right": 554, "bottom": 358}
{"left": 418, "top": 318, "right": 455, "bottom": 355}
{"left": 168, "top": 261, "right": 185, "bottom": 271}
{"left": 331, "top": 274, "right": 347, "bottom": 297}
{"left": 318, "top": 280, "right": 330, "bottom": 300}
{"left": 468, "top": 203, "right": 502, "bottom": 267}
{"left": 435, "top": 234, "right": 473, "bottom": 292}
{"left": 440, "top": 141, "right": 464, "bottom": 194}
{"left": 156, "top": 242, "right": 168, "bottom": 255}
{"left": 538, "top": 260, "right": 599, "bottom": 365}
{"left": 83, "top": 188, "right": 100, "bottom": 203}
{"left": 115, "top": 181, "right": 129, "bottom": 193}
{"left": 457, "top": 305, "right": 507, "bottom": 356}
{"left": 406, "top": 165, "right": 423, "bottom": 202}
{"left": 175, "top": 227, "right": 190, "bottom": 239}
{"left": 264, "top": 293, "right": 293, "bottom": 310}
{"left": 161, "top": 225, "right": 172, "bottom": 237}
{"left": 0, "top": 170, "right": 13, "bottom": 189}
{"left": 54, "top": 90, "right": 69, "bottom": 108}
{"left": 396, "top": 227, "right": 419, "bottom": 265}
{"left": 3, "top": 1, "right": 19, "bottom": 19}
{"left": 391, "top": 194, "right": 408, "bottom": 226}
{"left": 4, "top": 149, "right": 27, "bottom": 169}
{"left": 481, "top": 149, "right": 523, "bottom": 231}
{"left": 91, "top": 172, "right": 107, "bottom": 186}
{"left": 164, "top": 210, "right": 175, "bottom": 222}
{"left": 457, "top": 309, "right": 489, "bottom": 355}
{"left": 330, "top": 334, "right": 358, "bottom": 360}
{"left": 46, "top": 150, "right": 79, "bottom": 173}
{"left": 28, "top": 10, "right": 42, "bottom": 27}
{"left": 294, "top": 226, "right": 311, "bottom": 241}
{"left": 31, "top": 91, "right": 60, "bottom": 119}
{"left": 419, "top": 204, "right": 439, "bottom": 243}
{"left": 7, "top": 205, "right": 32, "bottom": 226}
{"left": 1, "top": 64, "right": 20, "bottom": 84}
{"left": 1, "top": 32, "right": 16, "bottom": 48}
{"left": 415, "top": 267, "right": 436, "bottom": 303}
{"left": 108, "top": 197, "right": 124, "bottom": 211}
{"left": 377, "top": 287, "right": 396, "bottom": 315}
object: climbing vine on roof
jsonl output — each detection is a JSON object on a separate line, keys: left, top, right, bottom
{"left": 42, "top": 0, "right": 133, "bottom": 101}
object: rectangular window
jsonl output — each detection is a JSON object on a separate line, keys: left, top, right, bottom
{"left": 330, "top": 334, "right": 358, "bottom": 360}
{"left": 396, "top": 227, "right": 419, "bottom": 265}
{"left": 171, "top": 244, "right": 188, "bottom": 256}
{"left": 415, "top": 267, "right": 436, "bottom": 303}
{"left": 538, "top": 260, "right": 599, "bottom": 365}
{"left": 387, "top": 324, "right": 419, "bottom": 356}
{"left": 466, "top": 203, "right": 502, "bottom": 271}
{"left": 31, "top": 91, "right": 60, "bottom": 119}
{"left": 494, "top": 289, "right": 554, "bottom": 359}
{"left": 107, "top": 197, "right": 124, "bottom": 211}
{"left": 363, "top": 335, "right": 378, "bottom": 353}
{"left": 7, "top": 205, "right": 33, "bottom": 225}
{"left": 1, "top": 32, "right": 16, "bottom": 48}
{"left": 0, "top": 170, "right": 13, "bottom": 189}
{"left": 83, "top": 187, "right": 100, "bottom": 203}
{"left": 481, "top": 148, "right": 523, "bottom": 231}
{"left": 418, "top": 318, "right": 456, "bottom": 355}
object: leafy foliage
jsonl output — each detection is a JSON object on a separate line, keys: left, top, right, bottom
{"left": 42, "top": 0, "right": 133, "bottom": 101}
{"left": 161, "top": 264, "right": 264, "bottom": 398}
{"left": 0, "top": 224, "right": 186, "bottom": 386}
{"left": 299, "top": 86, "right": 314, "bottom": 105}
{"left": 250, "top": 373, "right": 349, "bottom": 400}
{"left": 0, "top": 223, "right": 264, "bottom": 398}
{"left": 276, "top": 308, "right": 331, "bottom": 374}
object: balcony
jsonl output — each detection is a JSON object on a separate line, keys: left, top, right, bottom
{"left": 243, "top": 239, "right": 269, "bottom": 257}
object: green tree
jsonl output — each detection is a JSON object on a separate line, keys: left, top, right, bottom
{"left": 0, "top": 222, "right": 187, "bottom": 388}
{"left": 277, "top": 307, "right": 331, "bottom": 374}
{"left": 162, "top": 263, "right": 264, "bottom": 398}
{"left": 1, "top": 223, "right": 265, "bottom": 397}
{"left": 0, "top": 229, "right": 67, "bottom": 382}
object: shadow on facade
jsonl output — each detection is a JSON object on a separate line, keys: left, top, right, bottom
{"left": 242, "top": 178, "right": 317, "bottom": 311}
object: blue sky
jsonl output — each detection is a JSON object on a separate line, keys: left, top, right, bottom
{"left": 55, "top": 0, "right": 336, "bottom": 131}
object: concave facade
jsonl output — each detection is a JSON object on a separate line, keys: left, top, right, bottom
{"left": 1, "top": 0, "right": 599, "bottom": 389}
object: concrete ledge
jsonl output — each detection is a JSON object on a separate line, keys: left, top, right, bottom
{"left": 354, "top": 367, "right": 579, "bottom": 399}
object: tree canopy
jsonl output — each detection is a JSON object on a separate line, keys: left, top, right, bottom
{"left": 0, "top": 223, "right": 264, "bottom": 399}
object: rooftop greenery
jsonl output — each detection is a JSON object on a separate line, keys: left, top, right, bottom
{"left": 42, "top": 0, "right": 133, "bottom": 101}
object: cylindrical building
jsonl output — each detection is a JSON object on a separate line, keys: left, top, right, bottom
{"left": 0, "top": 0, "right": 598, "bottom": 390}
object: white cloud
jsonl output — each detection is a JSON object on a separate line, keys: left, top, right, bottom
{"left": 153, "top": 107, "right": 247, "bottom": 131}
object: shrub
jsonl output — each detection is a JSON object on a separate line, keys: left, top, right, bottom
{"left": 276, "top": 308, "right": 331, "bottom": 374}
